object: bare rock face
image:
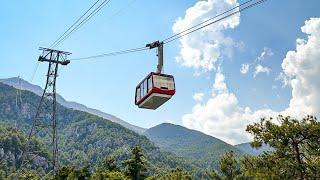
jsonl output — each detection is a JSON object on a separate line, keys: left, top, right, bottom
{"left": 74, "top": 123, "right": 98, "bottom": 137}
{"left": 93, "top": 140, "right": 111, "bottom": 148}
{"left": 88, "top": 123, "right": 97, "bottom": 133}
{"left": 32, "top": 154, "right": 49, "bottom": 169}
{"left": 0, "top": 148, "right": 49, "bottom": 169}
{"left": 0, "top": 149, "right": 15, "bottom": 165}
{"left": 0, "top": 148, "right": 4, "bottom": 157}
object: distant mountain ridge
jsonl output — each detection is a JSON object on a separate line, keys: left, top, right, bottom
{"left": 0, "top": 77, "right": 145, "bottom": 134}
{"left": 144, "top": 123, "right": 244, "bottom": 168}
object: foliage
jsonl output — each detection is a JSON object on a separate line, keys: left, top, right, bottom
{"left": 54, "top": 166, "right": 91, "bottom": 180}
{"left": 243, "top": 115, "right": 320, "bottom": 179}
{"left": 1, "top": 83, "right": 320, "bottom": 179}
{"left": 148, "top": 167, "right": 192, "bottom": 180}
{"left": 208, "top": 151, "right": 243, "bottom": 180}
{"left": 144, "top": 123, "right": 243, "bottom": 169}
{"left": 101, "top": 156, "right": 121, "bottom": 172}
{"left": 0, "top": 82, "right": 197, "bottom": 176}
{"left": 91, "top": 170, "right": 128, "bottom": 180}
{"left": 123, "top": 146, "right": 147, "bottom": 180}
{"left": 208, "top": 115, "right": 320, "bottom": 180}
{"left": 0, "top": 124, "right": 48, "bottom": 179}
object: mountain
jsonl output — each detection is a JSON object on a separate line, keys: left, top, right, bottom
{"left": 144, "top": 123, "right": 244, "bottom": 168}
{"left": 235, "top": 142, "right": 272, "bottom": 156}
{"left": 0, "top": 82, "right": 198, "bottom": 175}
{"left": 0, "top": 77, "right": 145, "bottom": 134}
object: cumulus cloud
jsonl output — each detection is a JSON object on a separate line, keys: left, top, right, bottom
{"left": 182, "top": 70, "right": 276, "bottom": 144}
{"left": 174, "top": 0, "right": 277, "bottom": 145}
{"left": 193, "top": 93, "right": 204, "bottom": 102}
{"left": 280, "top": 18, "right": 320, "bottom": 118}
{"left": 276, "top": 72, "right": 291, "bottom": 87}
{"left": 240, "top": 63, "right": 250, "bottom": 74}
{"left": 254, "top": 64, "right": 271, "bottom": 77}
{"left": 212, "top": 69, "right": 228, "bottom": 94}
{"left": 256, "top": 47, "right": 274, "bottom": 62}
{"left": 240, "top": 47, "right": 273, "bottom": 76}
{"left": 183, "top": 18, "right": 320, "bottom": 144}
{"left": 175, "top": 0, "right": 319, "bottom": 144}
{"left": 172, "top": 0, "right": 240, "bottom": 72}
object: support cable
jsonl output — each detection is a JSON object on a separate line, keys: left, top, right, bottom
{"left": 50, "top": 0, "right": 101, "bottom": 48}
{"left": 69, "top": 0, "right": 268, "bottom": 61}
{"left": 163, "top": 0, "right": 267, "bottom": 44}
{"left": 30, "top": 62, "right": 40, "bottom": 82}
{"left": 105, "top": 0, "right": 137, "bottom": 23}
{"left": 162, "top": 0, "right": 255, "bottom": 43}
{"left": 71, "top": 46, "right": 148, "bottom": 61}
{"left": 51, "top": 0, "right": 112, "bottom": 48}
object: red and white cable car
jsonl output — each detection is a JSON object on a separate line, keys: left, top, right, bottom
{"left": 135, "top": 41, "right": 176, "bottom": 110}
{"left": 135, "top": 72, "right": 175, "bottom": 109}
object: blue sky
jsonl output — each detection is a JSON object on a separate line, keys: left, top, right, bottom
{"left": 1, "top": 0, "right": 320, "bottom": 144}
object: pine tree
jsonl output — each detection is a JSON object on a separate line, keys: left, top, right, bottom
{"left": 208, "top": 151, "right": 242, "bottom": 180}
{"left": 123, "top": 146, "right": 147, "bottom": 180}
{"left": 101, "top": 156, "right": 120, "bottom": 172}
{"left": 152, "top": 167, "right": 192, "bottom": 180}
{"left": 244, "top": 115, "right": 320, "bottom": 179}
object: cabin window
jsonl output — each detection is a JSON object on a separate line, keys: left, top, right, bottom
{"left": 144, "top": 80, "right": 148, "bottom": 95}
{"left": 168, "top": 77, "right": 174, "bottom": 89}
{"left": 136, "top": 87, "right": 141, "bottom": 102}
{"left": 148, "top": 76, "right": 153, "bottom": 91}
{"left": 140, "top": 83, "right": 144, "bottom": 98}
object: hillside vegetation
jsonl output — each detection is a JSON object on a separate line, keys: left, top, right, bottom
{"left": 1, "top": 82, "right": 319, "bottom": 179}
{"left": 0, "top": 82, "right": 198, "bottom": 176}
{"left": 144, "top": 123, "right": 244, "bottom": 169}
{"left": 0, "top": 77, "right": 145, "bottom": 134}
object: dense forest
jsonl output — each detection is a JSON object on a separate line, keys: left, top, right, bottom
{"left": 1, "top": 83, "right": 320, "bottom": 179}
{"left": 1, "top": 115, "right": 319, "bottom": 179}
{"left": 0, "top": 82, "right": 199, "bottom": 176}
{"left": 144, "top": 123, "right": 244, "bottom": 169}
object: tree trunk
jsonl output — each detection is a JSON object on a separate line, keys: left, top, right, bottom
{"left": 293, "top": 142, "right": 305, "bottom": 180}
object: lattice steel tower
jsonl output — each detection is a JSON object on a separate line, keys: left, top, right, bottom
{"left": 19, "top": 48, "right": 71, "bottom": 175}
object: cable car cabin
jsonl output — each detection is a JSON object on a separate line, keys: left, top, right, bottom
{"left": 135, "top": 72, "right": 175, "bottom": 110}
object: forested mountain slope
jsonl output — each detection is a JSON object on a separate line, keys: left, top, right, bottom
{"left": 0, "top": 82, "right": 197, "bottom": 175}
{"left": 144, "top": 123, "right": 244, "bottom": 168}
{"left": 0, "top": 77, "right": 145, "bottom": 134}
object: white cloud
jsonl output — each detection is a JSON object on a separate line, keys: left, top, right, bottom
{"left": 182, "top": 71, "right": 276, "bottom": 144}
{"left": 172, "top": 0, "right": 240, "bottom": 72}
{"left": 254, "top": 64, "right": 271, "bottom": 77}
{"left": 235, "top": 41, "right": 246, "bottom": 51}
{"left": 175, "top": 1, "right": 320, "bottom": 144}
{"left": 256, "top": 47, "right": 274, "bottom": 62}
{"left": 240, "top": 47, "right": 273, "bottom": 75}
{"left": 280, "top": 18, "right": 320, "bottom": 118}
{"left": 212, "top": 68, "right": 228, "bottom": 94}
{"left": 193, "top": 93, "right": 204, "bottom": 102}
{"left": 174, "top": 0, "right": 277, "bottom": 145}
{"left": 276, "top": 72, "right": 290, "bottom": 87}
{"left": 240, "top": 63, "right": 249, "bottom": 74}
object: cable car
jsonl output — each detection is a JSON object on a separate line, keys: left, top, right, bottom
{"left": 135, "top": 72, "right": 175, "bottom": 109}
{"left": 135, "top": 41, "right": 176, "bottom": 110}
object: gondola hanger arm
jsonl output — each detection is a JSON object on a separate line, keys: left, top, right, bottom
{"left": 146, "top": 41, "right": 164, "bottom": 74}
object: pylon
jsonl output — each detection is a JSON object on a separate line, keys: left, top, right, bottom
{"left": 19, "top": 47, "right": 71, "bottom": 176}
